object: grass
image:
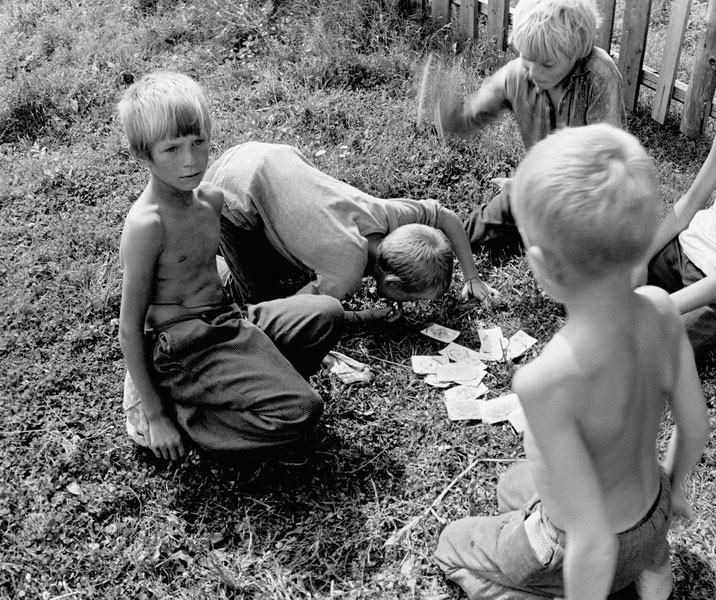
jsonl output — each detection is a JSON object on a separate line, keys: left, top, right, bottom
{"left": 1, "top": 0, "right": 716, "bottom": 598}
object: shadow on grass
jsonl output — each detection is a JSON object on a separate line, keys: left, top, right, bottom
{"left": 135, "top": 426, "right": 407, "bottom": 591}
{"left": 673, "top": 546, "right": 716, "bottom": 599}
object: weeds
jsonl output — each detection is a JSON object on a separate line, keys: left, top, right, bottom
{"left": 1, "top": 0, "right": 716, "bottom": 598}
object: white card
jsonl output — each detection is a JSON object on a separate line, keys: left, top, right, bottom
{"left": 444, "top": 398, "right": 486, "bottom": 421}
{"left": 420, "top": 323, "right": 461, "bottom": 343}
{"left": 480, "top": 393, "right": 521, "bottom": 424}
{"left": 507, "top": 405, "right": 529, "bottom": 434}
{"left": 423, "top": 373, "right": 453, "bottom": 388}
{"left": 444, "top": 383, "right": 489, "bottom": 402}
{"left": 439, "top": 342, "right": 486, "bottom": 367}
{"left": 476, "top": 327, "right": 508, "bottom": 361}
{"left": 506, "top": 330, "right": 538, "bottom": 361}
{"left": 436, "top": 360, "right": 481, "bottom": 382}
{"left": 410, "top": 355, "right": 449, "bottom": 374}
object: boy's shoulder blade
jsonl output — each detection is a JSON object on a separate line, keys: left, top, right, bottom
{"left": 514, "top": 335, "right": 577, "bottom": 408}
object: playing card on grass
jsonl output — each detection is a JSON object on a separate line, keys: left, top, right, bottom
{"left": 444, "top": 383, "right": 489, "bottom": 402}
{"left": 420, "top": 323, "right": 461, "bottom": 343}
{"left": 444, "top": 398, "right": 486, "bottom": 421}
{"left": 423, "top": 373, "right": 452, "bottom": 388}
{"left": 477, "top": 326, "right": 508, "bottom": 361}
{"left": 327, "top": 351, "right": 373, "bottom": 384}
{"left": 436, "top": 359, "right": 481, "bottom": 382}
{"left": 410, "top": 355, "right": 449, "bottom": 374}
{"left": 480, "top": 393, "right": 521, "bottom": 424}
{"left": 506, "top": 330, "right": 538, "bottom": 361}
{"left": 439, "top": 342, "right": 486, "bottom": 367}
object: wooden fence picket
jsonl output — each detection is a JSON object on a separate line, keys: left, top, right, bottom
{"left": 417, "top": 0, "right": 716, "bottom": 136}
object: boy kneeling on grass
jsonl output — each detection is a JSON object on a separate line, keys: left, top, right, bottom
{"left": 435, "top": 0, "right": 626, "bottom": 257}
{"left": 435, "top": 124, "right": 708, "bottom": 599}
{"left": 117, "top": 71, "right": 344, "bottom": 463}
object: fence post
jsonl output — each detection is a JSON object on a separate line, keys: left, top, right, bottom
{"left": 652, "top": 0, "right": 692, "bottom": 124}
{"left": 487, "top": 0, "right": 510, "bottom": 49}
{"left": 432, "top": 0, "right": 451, "bottom": 26}
{"left": 459, "top": 0, "right": 480, "bottom": 39}
{"left": 681, "top": 0, "right": 716, "bottom": 137}
{"left": 595, "top": 0, "right": 617, "bottom": 52}
{"left": 618, "top": 0, "right": 653, "bottom": 111}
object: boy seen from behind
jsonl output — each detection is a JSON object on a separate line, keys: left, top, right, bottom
{"left": 435, "top": 0, "right": 625, "bottom": 255}
{"left": 435, "top": 124, "right": 708, "bottom": 599}
{"left": 118, "top": 71, "right": 343, "bottom": 462}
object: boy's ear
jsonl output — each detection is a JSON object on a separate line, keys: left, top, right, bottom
{"left": 129, "top": 147, "right": 152, "bottom": 168}
{"left": 382, "top": 273, "right": 403, "bottom": 289}
{"left": 526, "top": 245, "right": 564, "bottom": 289}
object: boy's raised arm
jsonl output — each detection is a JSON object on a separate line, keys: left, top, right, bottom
{"left": 435, "top": 69, "right": 508, "bottom": 138}
{"left": 119, "top": 215, "right": 186, "bottom": 461}
{"left": 435, "top": 207, "right": 497, "bottom": 300}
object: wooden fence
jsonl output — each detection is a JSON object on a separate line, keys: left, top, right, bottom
{"left": 409, "top": 0, "right": 716, "bottom": 138}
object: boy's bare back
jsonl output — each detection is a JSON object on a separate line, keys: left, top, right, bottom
{"left": 515, "top": 286, "right": 685, "bottom": 534}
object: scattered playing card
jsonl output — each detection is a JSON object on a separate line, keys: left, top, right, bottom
{"left": 410, "top": 355, "right": 449, "bottom": 374}
{"left": 327, "top": 351, "right": 373, "bottom": 384}
{"left": 439, "top": 342, "right": 485, "bottom": 367}
{"left": 444, "top": 383, "right": 488, "bottom": 402}
{"left": 420, "top": 323, "right": 461, "bottom": 343}
{"left": 476, "top": 327, "right": 508, "bottom": 361}
{"left": 436, "top": 360, "right": 481, "bottom": 382}
{"left": 508, "top": 405, "right": 529, "bottom": 434}
{"left": 480, "top": 393, "right": 521, "bottom": 424}
{"left": 506, "top": 330, "right": 538, "bottom": 361}
{"left": 444, "top": 398, "right": 486, "bottom": 421}
{"left": 423, "top": 373, "right": 452, "bottom": 388}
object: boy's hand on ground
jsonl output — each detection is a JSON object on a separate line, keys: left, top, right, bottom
{"left": 350, "top": 304, "right": 403, "bottom": 325}
{"left": 670, "top": 486, "right": 695, "bottom": 521}
{"left": 462, "top": 278, "right": 499, "bottom": 302}
{"left": 147, "top": 415, "right": 186, "bottom": 461}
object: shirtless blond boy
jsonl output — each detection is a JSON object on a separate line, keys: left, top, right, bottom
{"left": 118, "top": 71, "right": 343, "bottom": 461}
{"left": 435, "top": 124, "right": 708, "bottom": 599}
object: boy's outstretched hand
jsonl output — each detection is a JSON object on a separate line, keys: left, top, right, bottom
{"left": 147, "top": 415, "right": 186, "bottom": 461}
{"left": 348, "top": 303, "right": 403, "bottom": 325}
{"left": 462, "top": 277, "right": 499, "bottom": 302}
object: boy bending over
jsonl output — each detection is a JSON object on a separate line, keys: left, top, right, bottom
{"left": 118, "top": 71, "right": 343, "bottom": 461}
{"left": 435, "top": 124, "right": 708, "bottom": 599}
{"left": 435, "top": 0, "right": 625, "bottom": 255}
{"left": 206, "top": 142, "right": 496, "bottom": 310}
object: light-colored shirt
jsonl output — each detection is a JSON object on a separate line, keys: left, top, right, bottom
{"left": 496, "top": 47, "right": 626, "bottom": 149}
{"left": 205, "top": 142, "right": 442, "bottom": 300}
{"left": 679, "top": 205, "right": 716, "bottom": 276}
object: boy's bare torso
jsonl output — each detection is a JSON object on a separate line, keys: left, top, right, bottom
{"left": 122, "top": 182, "right": 227, "bottom": 328}
{"left": 520, "top": 288, "right": 681, "bottom": 533}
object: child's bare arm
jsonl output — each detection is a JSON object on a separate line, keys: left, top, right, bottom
{"left": 434, "top": 69, "right": 508, "bottom": 138}
{"left": 515, "top": 366, "right": 617, "bottom": 599}
{"left": 662, "top": 324, "right": 709, "bottom": 518}
{"left": 119, "top": 215, "right": 186, "bottom": 461}
{"left": 435, "top": 207, "right": 497, "bottom": 301}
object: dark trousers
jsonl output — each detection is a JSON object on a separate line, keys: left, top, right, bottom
{"left": 463, "top": 185, "right": 524, "bottom": 258}
{"left": 648, "top": 237, "right": 716, "bottom": 358}
{"left": 149, "top": 297, "right": 343, "bottom": 453}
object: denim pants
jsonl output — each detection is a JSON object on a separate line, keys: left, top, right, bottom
{"left": 648, "top": 237, "right": 716, "bottom": 358}
{"left": 434, "top": 462, "right": 671, "bottom": 599}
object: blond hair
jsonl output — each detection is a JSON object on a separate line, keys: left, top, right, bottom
{"left": 377, "top": 224, "right": 453, "bottom": 295}
{"left": 511, "top": 124, "right": 658, "bottom": 277}
{"left": 118, "top": 70, "right": 211, "bottom": 159}
{"left": 510, "top": 0, "right": 600, "bottom": 63}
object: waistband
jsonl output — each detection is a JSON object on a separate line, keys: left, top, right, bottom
{"left": 147, "top": 302, "right": 239, "bottom": 333}
{"left": 617, "top": 471, "right": 667, "bottom": 535}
